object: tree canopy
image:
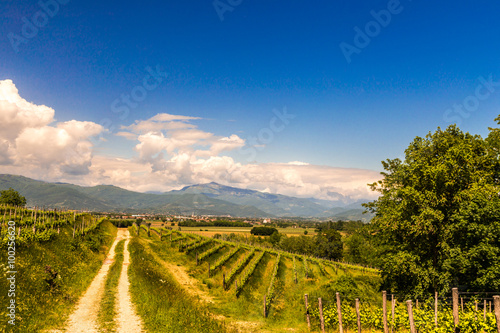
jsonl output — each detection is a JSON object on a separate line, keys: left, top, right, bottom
{"left": 250, "top": 226, "right": 278, "bottom": 236}
{"left": 365, "top": 120, "right": 500, "bottom": 298}
{"left": 0, "top": 187, "right": 27, "bottom": 207}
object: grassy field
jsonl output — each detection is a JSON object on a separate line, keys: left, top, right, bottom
{"left": 131, "top": 227, "right": 380, "bottom": 332}
{"left": 164, "top": 226, "right": 317, "bottom": 238}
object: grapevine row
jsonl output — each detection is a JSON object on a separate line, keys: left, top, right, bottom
{"left": 265, "top": 253, "right": 281, "bottom": 311}
{"left": 185, "top": 238, "right": 212, "bottom": 252}
{"left": 225, "top": 248, "right": 256, "bottom": 290}
{"left": 198, "top": 243, "right": 225, "bottom": 262}
{"left": 179, "top": 237, "right": 201, "bottom": 251}
{"left": 314, "top": 258, "right": 327, "bottom": 275}
{"left": 170, "top": 234, "right": 188, "bottom": 242}
{"left": 293, "top": 256, "right": 298, "bottom": 283}
{"left": 235, "top": 250, "right": 266, "bottom": 296}
{"left": 303, "top": 255, "right": 310, "bottom": 278}
{"left": 210, "top": 246, "right": 240, "bottom": 275}
{"left": 0, "top": 206, "right": 103, "bottom": 246}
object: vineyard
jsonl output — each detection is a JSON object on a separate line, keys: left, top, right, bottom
{"left": 135, "top": 227, "right": 500, "bottom": 332}
{"left": 134, "top": 227, "right": 385, "bottom": 331}
{"left": 308, "top": 294, "right": 500, "bottom": 333}
{"left": 1, "top": 205, "right": 498, "bottom": 333}
{"left": 0, "top": 205, "right": 116, "bottom": 332}
{"left": 0, "top": 205, "right": 104, "bottom": 246}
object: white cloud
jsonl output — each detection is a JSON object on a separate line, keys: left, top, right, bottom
{"left": 121, "top": 112, "right": 201, "bottom": 134}
{"left": 149, "top": 113, "right": 201, "bottom": 122}
{"left": 120, "top": 113, "right": 245, "bottom": 164}
{"left": 82, "top": 155, "right": 380, "bottom": 201}
{"left": 0, "top": 80, "right": 104, "bottom": 175}
{"left": 0, "top": 80, "right": 54, "bottom": 141}
{"left": 288, "top": 161, "right": 310, "bottom": 166}
{"left": 95, "top": 113, "right": 382, "bottom": 199}
{"left": 0, "top": 81, "right": 381, "bottom": 202}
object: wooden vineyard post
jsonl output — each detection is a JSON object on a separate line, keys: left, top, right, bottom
{"left": 355, "top": 298, "right": 361, "bottom": 333}
{"left": 391, "top": 295, "right": 395, "bottom": 333}
{"left": 406, "top": 300, "right": 416, "bottom": 333}
{"left": 319, "top": 297, "right": 325, "bottom": 333}
{"left": 223, "top": 273, "right": 226, "bottom": 290}
{"left": 435, "top": 291, "right": 438, "bottom": 328}
{"left": 336, "top": 292, "right": 343, "bottom": 333}
{"left": 305, "top": 294, "right": 311, "bottom": 330}
{"left": 494, "top": 296, "right": 500, "bottom": 333}
{"left": 295, "top": 270, "right": 298, "bottom": 284}
{"left": 383, "top": 291, "right": 388, "bottom": 333}
{"left": 263, "top": 295, "right": 267, "bottom": 318}
{"left": 475, "top": 300, "right": 478, "bottom": 321}
{"left": 461, "top": 297, "right": 464, "bottom": 312}
{"left": 452, "top": 288, "right": 459, "bottom": 333}
{"left": 485, "top": 299, "right": 487, "bottom": 320}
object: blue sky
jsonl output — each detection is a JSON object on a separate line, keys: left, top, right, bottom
{"left": 1, "top": 0, "right": 500, "bottom": 199}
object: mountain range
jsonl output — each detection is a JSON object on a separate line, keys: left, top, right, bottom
{"left": 0, "top": 174, "right": 374, "bottom": 221}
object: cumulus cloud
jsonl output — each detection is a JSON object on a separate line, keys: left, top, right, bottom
{"left": 118, "top": 113, "right": 246, "bottom": 165}
{"left": 84, "top": 156, "right": 381, "bottom": 201}
{"left": 103, "top": 113, "right": 381, "bottom": 200}
{"left": 0, "top": 80, "right": 104, "bottom": 176}
{"left": 0, "top": 80, "right": 381, "bottom": 202}
{"left": 121, "top": 113, "right": 200, "bottom": 134}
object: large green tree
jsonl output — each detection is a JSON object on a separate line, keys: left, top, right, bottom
{"left": 0, "top": 187, "right": 27, "bottom": 207}
{"left": 365, "top": 122, "right": 500, "bottom": 297}
{"left": 314, "top": 228, "right": 343, "bottom": 260}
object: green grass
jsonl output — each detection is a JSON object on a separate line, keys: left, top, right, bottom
{"left": 130, "top": 230, "right": 381, "bottom": 332}
{"left": 98, "top": 239, "right": 125, "bottom": 332}
{"left": 0, "top": 220, "right": 117, "bottom": 332}
{"left": 128, "top": 232, "right": 233, "bottom": 332}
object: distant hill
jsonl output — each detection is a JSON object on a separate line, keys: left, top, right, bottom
{"left": 0, "top": 174, "right": 374, "bottom": 220}
{"left": 171, "top": 182, "right": 329, "bottom": 217}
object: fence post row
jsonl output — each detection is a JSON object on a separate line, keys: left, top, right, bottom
{"left": 391, "top": 295, "right": 395, "bottom": 333}
{"left": 383, "top": 291, "right": 388, "bottom": 333}
{"left": 355, "top": 298, "right": 361, "bottom": 333}
{"left": 406, "top": 300, "right": 416, "bottom": 333}
{"left": 304, "top": 294, "right": 311, "bottom": 329}
{"left": 336, "top": 292, "right": 343, "bottom": 333}
{"left": 494, "top": 296, "right": 500, "bottom": 333}
{"left": 319, "top": 297, "right": 325, "bottom": 333}
{"left": 452, "top": 288, "right": 459, "bottom": 333}
{"left": 435, "top": 291, "right": 438, "bottom": 328}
